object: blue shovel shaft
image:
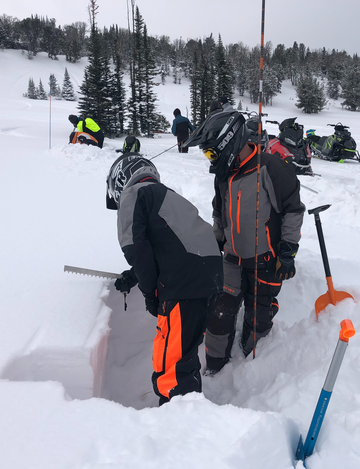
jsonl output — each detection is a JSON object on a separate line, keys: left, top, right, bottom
{"left": 298, "top": 339, "right": 348, "bottom": 461}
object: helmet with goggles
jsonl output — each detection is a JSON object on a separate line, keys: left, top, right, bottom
{"left": 106, "top": 154, "right": 160, "bottom": 210}
{"left": 182, "top": 110, "right": 252, "bottom": 180}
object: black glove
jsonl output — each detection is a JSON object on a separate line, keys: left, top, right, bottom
{"left": 144, "top": 292, "right": 159, "bottom": 317}
{"left": 275, "top": 242, "right": 299, "bottom": 280}
{"left": 114, "top": 268, "right": 138, "bottom": 293}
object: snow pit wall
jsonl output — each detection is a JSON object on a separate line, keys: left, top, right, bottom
{"left": 0, "top": 287, "right": 112, "bottom": 400}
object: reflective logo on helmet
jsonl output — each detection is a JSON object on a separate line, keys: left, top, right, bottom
{"left": 218, "top": 130, "right": 234, "bottom": 150}
{"left": 217, "top": 119, "right": 242, "bottom": 151}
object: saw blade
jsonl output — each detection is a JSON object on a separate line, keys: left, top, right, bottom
{"left": 64, "top": 265, "right": 122, "bottom": 279}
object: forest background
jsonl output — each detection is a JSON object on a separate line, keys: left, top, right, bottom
{"left": 1, "top": 0, "right": 360, "bottom": 138}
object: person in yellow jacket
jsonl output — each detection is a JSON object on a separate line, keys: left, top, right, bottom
{"left": 68, "top": 115, "right": 105, "bottom": 148}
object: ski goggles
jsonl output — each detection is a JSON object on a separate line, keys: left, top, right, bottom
{"left": 202, "top": 148, "right": 219, "bottom": 162}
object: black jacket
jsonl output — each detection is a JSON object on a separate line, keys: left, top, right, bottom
{"left": 117, "top": 180, "right": 223, "bottom": 300}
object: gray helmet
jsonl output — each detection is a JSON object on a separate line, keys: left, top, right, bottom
{"left": 182, "top": 110, "right": 251, "bottom": 180}
{"left": 106, "top": 154, "right": 160, "bottom": 210}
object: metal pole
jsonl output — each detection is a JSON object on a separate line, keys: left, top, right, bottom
{"left": 253, "top": 0, "right": 266, "bottom": 359}
{"left": 49, "top": 81, "right": 52, "bottom": 149}
{"left": 296, "top": 319, "right": 356, "bottom": 465}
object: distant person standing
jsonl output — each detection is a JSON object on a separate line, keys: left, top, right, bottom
{"left": 68, "top": 115, "right": 105, "bottom": 149}
{"left": 219, "top": 96, "right": 234, "bottom": 112}
{"left": 171, "top": 109, "right": 194, "bottom": 153}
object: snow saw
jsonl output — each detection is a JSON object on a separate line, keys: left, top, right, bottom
{"left": 64, "top": 265, "right": 129, "bottom": 310}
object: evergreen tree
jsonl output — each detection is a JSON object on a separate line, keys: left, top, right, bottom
{"left": 110, "top": 46, "right": 127, "bottom": 136}
{"left": 37, "top": 78, "right": 48, "bottom": 100}
{"left": 77, "top": 1, "right": 113, "bottom": 135}
{"left": 341, "top": 65, "right": 360, "bottom": 111}
{"left": 228, "top": 42, "right": 249, "bottom": 97}
{"left": 18, "top": 15, "right": 42, "bottom": 59}
{"left": 189, "top": 43, "right": 202, "bottom": 126}
{"left": 0, "top": 14, "right": 21, "bottom": 49}
{"left": 63, "top": 22, "right": 87, "bottom": 63}
{"left": 61, "top": 68, "right": 76, "bottom": 101}
{"left": 49, "top": 73, "right": 61, "bottom": 99}
{"left": 142, "top": 24, "right": 160, "bottom": 136}
{"left": 26, "top": 77, "right": 37, "bottom": 99}
{"left": 127, "top": 3, "right": 141, "bottom": 135}
{"left": 215, "top": 35, "right": 233, "bottom": 103}
{"left": 296, "top": 72, "right": 327, "bottom": 113}
{"left": 41, "top": 18, "right": 62, "bottom": 60}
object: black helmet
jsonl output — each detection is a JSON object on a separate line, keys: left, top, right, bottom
{"left": 246, "top": 114, "right": 269, "bottom": 151}
{"left": 123, "top": 135, "right": 141, "bottom": 154}
{"left": 68, "top": 114, "right": 79, "bottom": 126}
{"left": 106, "top": 154, "right": 160, "bottom": 209}
{"left": 182, "top": 110, "right": 251, "bottom": 180}
{"left": 173, "top": 108, "right": 181, "bottom": 117}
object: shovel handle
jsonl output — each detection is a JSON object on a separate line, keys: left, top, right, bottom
{"left": 309, "top": 206, "right": 332, "bottom": 278}
{"left": 308, "top": 204, "right": 331, "bottom": 216}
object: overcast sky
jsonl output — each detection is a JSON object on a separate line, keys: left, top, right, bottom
{"left": 3, "top": 0, "right": 360, "bottom": 55}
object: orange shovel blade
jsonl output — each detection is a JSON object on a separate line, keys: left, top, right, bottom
{"left": 315, "top": 289, "right": 354, "bottom": 318}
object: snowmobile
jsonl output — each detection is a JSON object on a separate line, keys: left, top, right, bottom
{"left": 265, "top": 117, "right": 313, "bottom": 176}
{"left": 306, "top": 123, "right": 360, "bottom": 163}
{"left": 242, "top": 111, "right": 269, "bottom": 151}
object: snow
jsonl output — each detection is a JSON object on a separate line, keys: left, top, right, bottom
{"left": 1, "top": 49, "right": 360, "bottom": 469}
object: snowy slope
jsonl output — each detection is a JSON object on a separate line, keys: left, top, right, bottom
{"left": 0, "top": 49, "right": 360, "bottom": 469}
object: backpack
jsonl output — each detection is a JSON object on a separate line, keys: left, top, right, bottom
{"left": 123, "top": 136, "right": 141, "bottom": 153}
{"left": 69, "top": 131, "right": 99, "bottom": 146}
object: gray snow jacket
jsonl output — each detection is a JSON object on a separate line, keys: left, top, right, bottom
{"left": 213, "top": 144, "right": 305, "bottom": 260}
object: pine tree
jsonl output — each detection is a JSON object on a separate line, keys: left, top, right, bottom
{"left": 41, "top": 18, "right": 62, "bottom": 60}
{"left": 110, "top": 47, "right": 127, "bottom": 136}
{"left": 63, "top": 22, "right": 87, "bottom": 63}
{"left": 296, "top": 72, "right": 327, "bottom": 113}
{"left": 61, "top": 68, "right": 76, "bottom": 101}
{"left": 37, "top": 79, "right": 48, "bottom": 100}
{"left": 49, "top": 73, "right": 61, "bottom": 99}
{"left": 142, "top": 24, "right": 160, "bottom": 136}
{"left": 215, "top": 35, "right": 234, "bottom": 103}
{"left": 341, "top": 65, "right": 360, "bottom": 111}
{"left": 18, "top": 15, "right": 42, "bottom": 59}
{"left": 77, "top": 1, "right": 113, "bottom": 135}
{"left": 127, "top": 3, "right": 141, "bottom": 135}
{"left": 26, "top": 77, "right": 37, "bottom": 99}
{"left": 189, "top": 43, "right": 202, "bottom": 126}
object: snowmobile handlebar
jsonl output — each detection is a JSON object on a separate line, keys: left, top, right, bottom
{"left": 327, "top": 123, "right": 349, "bottom": 129}
{"left": 242, "top": 111, "right": 268, "bottom": 118}
{"left": 265, "top": 120, "right": 279, "bottom": 125}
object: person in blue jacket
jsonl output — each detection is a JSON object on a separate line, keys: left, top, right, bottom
{"left": 171, "top": 109, "right": 194, "bottom": 153}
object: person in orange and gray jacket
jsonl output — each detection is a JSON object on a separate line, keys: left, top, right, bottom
{"left": 68, "top": 114, "right": 105, "bottom": 148}
{"left": 171, "top": 109, "right": 194, "bottom": 153}
{"left": 183, "top": 109, "right": 305, "bottom": 374}
{"left": 106, "top": 154, "right": 223, "bottom": 405}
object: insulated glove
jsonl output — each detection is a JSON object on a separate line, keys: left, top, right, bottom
{"left": 144, "top": 292, "right": 159, "bottom": 317}
{"left": 275, "top": 242, "right": 299, "bottom": 280}
{"left": 114, "top": 268, "right": 138, "bottom": 293}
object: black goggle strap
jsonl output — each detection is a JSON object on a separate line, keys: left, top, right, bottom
{"left": 202, "top": 148, "right": 219, "bottom": 161}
